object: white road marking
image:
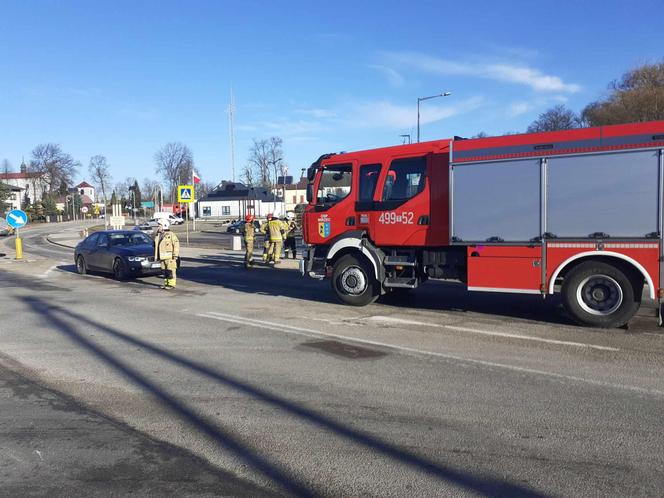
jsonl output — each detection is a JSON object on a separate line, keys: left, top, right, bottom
{"left": 443, "top": 324, "right": 620, "bottom": 351}
{"left": 38, "top": 264, "right": 59, "bottom": 279}
{"left": 362, "top": 315, "right": 619, "bottom": 352}
{"left": 199, "top": 311, "right": 662, "bottom": 397}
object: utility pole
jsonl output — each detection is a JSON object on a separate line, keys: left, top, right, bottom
{"left": 228, "top": 89, "right": 236, "bottom": 182}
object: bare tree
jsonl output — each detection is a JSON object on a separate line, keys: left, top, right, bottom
{"left": 198, "top": 180, "right": 217, "bottom": 198}
{"left": 246, "top": 136, "right": 284, "bottom": 188}
{"left": 583, "top": 61, "right": 664, "bottom": 126}
{"left": 29, "top": 144, "right": 79, "bottom": 194}
{"left": 113, "top": 177, "right": 135, "bottom": 200}
{"left": 88, "top": 155, "right": 112, "bottom": 206}
{"left": 526, "top": 105, "right": 583, "bottom": 133}
{"left": 247, "top": 139, "right": 270, "bottom": 187}
{"left": 141, "top": 178, "right": 161, "bottom": 203}
{"left": 268, "top": 136, "right": 285, "bottom": 187}
{"left": 154, "top": 142, "right": 193, "bottom": 202}
{"left": 1, "top": 159, "right": 12, "bottom": 175}
{"left": 241, "top": 163, "right": 256, "bottom": 186}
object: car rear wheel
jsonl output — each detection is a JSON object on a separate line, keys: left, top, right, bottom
{"left": 561, "top": 260, "right": 640, "bottom": 328}
{"left": 113, "top": 258, "right": 128, "bottom": 281}
{"left": 76, "top": 255, "right": 87, "bottom": 275}
{"left": 331, "top": 254, "right": 380, "bottom": 306}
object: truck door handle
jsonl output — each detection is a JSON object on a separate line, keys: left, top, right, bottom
{"left": 345, "top": 217, "right": 356, "bottom": 226}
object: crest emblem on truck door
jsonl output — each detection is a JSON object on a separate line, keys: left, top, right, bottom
{"left": 318, "top": 221, "right": 331, "bottom": 238}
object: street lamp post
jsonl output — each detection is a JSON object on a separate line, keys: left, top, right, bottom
{"left": 417, "top": 92, "right": 451, "bottom": 143}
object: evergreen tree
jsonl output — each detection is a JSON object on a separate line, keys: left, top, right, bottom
{"left": 42, "top": 194, "right": 58, "bottom": 216}
{"left": 132, "top": 180, "right": 142, "bottom": 212}
{"left": 0, "top": 182, "right": 11, "bottom": 211}
{"left": 58, "top": 180, "right": 69, "bottom": 196}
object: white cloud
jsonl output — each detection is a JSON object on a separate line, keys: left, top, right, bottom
{"left": 381, "top": 51, "right": 581, "bottom": 93}
{"left": 262, "top": 118, "right": 327, "bottom": 138}
{"left": 351, "top": 96, "right": 483, "bottom": 129}
{"left": 507, "top": 101, "right": 533, "bottom": 117}
{"left": 368, "top": 64, "right": 405, "bottom": 87}
{"left": 242, "top": 96, "right": 482, "bottom": 140}
{"left": 294, "top": 108, "right": 338, "bottom": 119}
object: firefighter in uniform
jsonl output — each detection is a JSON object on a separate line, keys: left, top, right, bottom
{"left": 262, "top": 214, "right": 285, "bottom": 264}
{"left": 155, "top": 219, "right": 180, "bottom": 289}
{"left": 283, "top": 214, "right": 297, "bottom": 259}
{"left": 242, "top": 213, "right": 255, "bottom": 268}
{"left": 260, "top": 214, "right": 273, "bottom": 263}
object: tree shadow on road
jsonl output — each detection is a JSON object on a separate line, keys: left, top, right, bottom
{"left": 177, "top": 258, "right": 576, "bottom": 327}
{"left": 22, "top": 296, "right": 549, "bottom": 498}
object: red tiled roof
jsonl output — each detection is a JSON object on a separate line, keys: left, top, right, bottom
{"left": 77, "top": 181, "right": 94, "bottom": 188}
{"left": 0, "top": 172, "right": 42, "bottom": 180}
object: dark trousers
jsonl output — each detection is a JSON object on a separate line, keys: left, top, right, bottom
{"left": 284, "top": 236, "right": 296, "bottom": 258}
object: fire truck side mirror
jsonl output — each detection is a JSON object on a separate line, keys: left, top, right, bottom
{"left": 306, "top": 183, "right": 314, "bottom": 203}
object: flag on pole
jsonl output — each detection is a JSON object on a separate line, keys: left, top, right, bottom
{"left": 193, "top": 171, "right": 201, "bottom": 184}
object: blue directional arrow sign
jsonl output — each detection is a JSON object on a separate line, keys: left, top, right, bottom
{"left": 6, "top": 209, "right": 28, "bottom": 229}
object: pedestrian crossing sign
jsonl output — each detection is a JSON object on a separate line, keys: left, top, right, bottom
{"left": 177, "top": 185, "right": 194, "bottom": 203}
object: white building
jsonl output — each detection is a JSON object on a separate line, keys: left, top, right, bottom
{"left": 281, "top": 177, "right": 308, "bottom": 213}
{"left": 0, "top": 161, "right": 47, "bottom": 204}
{"left": 76, "top": 181, "right": 95, "bottom": 202}
{"left": 198, "top": 181, "right": 285, "bottom": 219}
{"left": 1, "top": 184, "right": 23, "bottom": 211}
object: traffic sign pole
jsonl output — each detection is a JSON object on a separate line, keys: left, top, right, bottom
{"left": 15, "top": 227, "right": 22, "bottom": 260}
{"left": 6, "top": 209, "right": 28, "bottom": 259}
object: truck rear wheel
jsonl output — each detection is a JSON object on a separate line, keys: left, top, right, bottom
{"left": 561, "top": 261, "right": 640, "bottom": 328}
{"left": 331, "top": 254, "right": 379, "bottom": 306}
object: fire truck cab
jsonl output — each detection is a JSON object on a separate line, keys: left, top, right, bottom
{"left": 301, "top": 121, "right": 664, "bottom": 328}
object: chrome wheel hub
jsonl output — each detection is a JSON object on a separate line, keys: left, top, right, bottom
{"left": 576, "top": 275, "right": 623, "bottom": 316}
{"left": 340, "top": 267, "right": 367, "bottom": 295}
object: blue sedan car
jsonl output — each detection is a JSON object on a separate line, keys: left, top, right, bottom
{"left": 74, "top": 230, "right": 165, "bottom": 280}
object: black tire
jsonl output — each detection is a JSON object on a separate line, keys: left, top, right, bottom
{"left": 561, "top": 261, "right": 640, "bottom": 328}
{"left": 112, "top": 258, "right": 128, "bottom": 281}
{"left": 76, "top": 255, "right": 87, "bottom": 275}
{"left": 331, "top": 254, "right": 380, "bottom": 306}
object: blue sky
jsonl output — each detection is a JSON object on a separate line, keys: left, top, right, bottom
{"left": 1, "top": 0, "right": 662, "bottom": 187}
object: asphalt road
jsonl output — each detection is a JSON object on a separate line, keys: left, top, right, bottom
{"left": 1, "top": 222, "right": 663, "bottom": 497}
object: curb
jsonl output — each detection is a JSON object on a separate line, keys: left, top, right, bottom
{"left": 46, "top": 235, "right": 78, "bottom": 249}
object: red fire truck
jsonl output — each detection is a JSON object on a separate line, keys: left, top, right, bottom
{"left": 300, "top": 120, "right": 664, "bottom": 328}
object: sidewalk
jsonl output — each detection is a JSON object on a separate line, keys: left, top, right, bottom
{"left": 46, "top": 233, "right": 301, "bottom": 270}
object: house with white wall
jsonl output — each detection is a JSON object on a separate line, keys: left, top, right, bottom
{"left": 198, "top": 181, "right": 284, "bottom": 219}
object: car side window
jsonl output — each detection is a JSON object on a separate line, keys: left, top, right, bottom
{"left": 97, "top": 234, "right": 109, "bottom": 247}
{"left": 85, "top": 233, "right": 99, "bottom": 248}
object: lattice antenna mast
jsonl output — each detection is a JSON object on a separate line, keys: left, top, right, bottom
{"left": 228, "top": 89, "right": 236, "bottom": 182}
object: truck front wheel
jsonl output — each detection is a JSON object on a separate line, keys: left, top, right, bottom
{"left": 331, "top": 254, "right": 380, "bottom": 306}
{"left": 561, "top": 261, "right": 640, "bottom": 328}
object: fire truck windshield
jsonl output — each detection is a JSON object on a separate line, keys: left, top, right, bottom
{"left": 317, "top": 164, "right": 352, "bottom": 204}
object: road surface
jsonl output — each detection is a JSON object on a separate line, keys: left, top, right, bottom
{"left": 1, "top": 222, "right": 663, "bottom": 497}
